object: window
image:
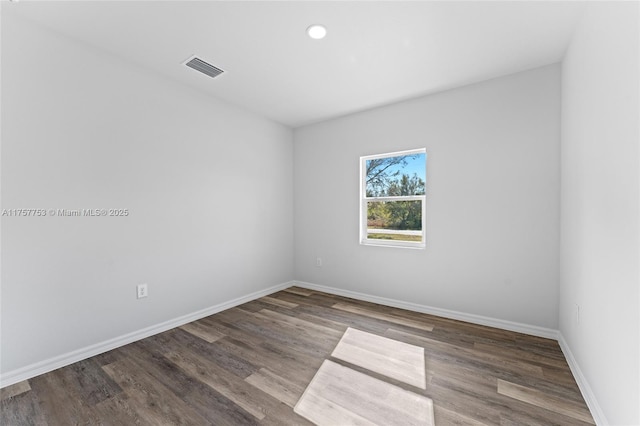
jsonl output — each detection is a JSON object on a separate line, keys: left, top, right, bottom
{"left": 360, "top": 149, "right": 427, "bottom": 248}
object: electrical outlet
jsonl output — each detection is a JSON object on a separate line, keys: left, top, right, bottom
{"left": 137, "top": 283, "right": 148, "bottom": 299}
{"left": 316, "top": 257, "right": 323, "bottom": 267}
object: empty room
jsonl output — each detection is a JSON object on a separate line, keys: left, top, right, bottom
{"left": 1, "top": 1, "right": 638, "bottom": 425}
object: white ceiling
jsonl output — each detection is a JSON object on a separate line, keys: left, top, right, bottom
{"left": 5, "top": 1, "right": 586, "bottom": 128}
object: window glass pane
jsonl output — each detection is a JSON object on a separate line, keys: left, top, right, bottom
{"left": 365, "top": 153, "right": 426, "bottom": 197}
{"left": 367, "top": 200, "right": 422, "bottom": 243}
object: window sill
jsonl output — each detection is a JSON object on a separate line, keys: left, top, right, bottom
{"left": 360, "top": 239, "right": 425, "bottom": 250}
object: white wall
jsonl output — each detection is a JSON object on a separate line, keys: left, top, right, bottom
{"left": 1, "top": 14, "right": 293, "bottom": 375}
{"left": 294, "top": 65, "right": 561, "bottom": 330}
{"left": 559, "top": 2, "right": 639, "bottom": 425}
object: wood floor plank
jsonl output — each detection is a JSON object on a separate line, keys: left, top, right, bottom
{"left": 155, "top": 327, "right": 260, "bottom": 380}
{"left": 282, "top": 287, "right": 314, "bottom": 296}
{"left": 118, "top": 338, "right": 262, "bottom": 425}
{"left": 434, "top": 405, "right": 491, "bottom": 425}
{"left": 0, "top": 380, "right": 30, "bottom": 401}
{"left": 102, "top": 358, "right": 209, "bottom": 425}
{"left": 305, "top": 292, "right": 352, "bottom": 307}
{"left": 474, "top": 341, "right": 569, "bottom": 369}
{"left": 180, "top": 386, "right": 261, "bottom": 426}
{"left": 542, "top": 364, "right": 587, "bottom": 388}
{"left": 93, "top": 393, "right": 153, "bottom": 426}
{"left": 60, "top": 358, "right": 124, "bottom": 406}
{"left": 0, "top": 385, "right": 48, "bottom": 425}
{"left": 180, "top": 320, "right": 225, "bottom": 343}
{"left": 245, "top": 368, "right": 305, "bottom": 407}
{"left": 427, "top": 378, "right": 503, "bottom": 425}
{"left": 254, "top": 308, "right": 343, "bottom": 339}
{"left": 497, "top": 379, "right": 595, "bottom": 424}
{"left": 28, "top": 369, "right": 103, "bottom": 425}
{"left": 333, "top": 302, "right": 435, "bottom": 331}
{"left": 426, "top": 356, "right": 499, "bottom": 396}
{"left": 164, "top": 349, "right": 277, "bottom": 420}
{"left": 296, "top": 303, "right": 394, "bottom": 335}
{"left": 261, "top": 296, "right": 299, "bottom": 309}
{"left": 232, "top": 315, "right": 335, "bottom": 358}
{"left": 295, "top": 311, "right": 349, "bottom": 332}
{"left": 268, "top": 292, "right": 316, "bottom": 307}
{"left": 215, "top": 336, "right": 320, "bottom": 388}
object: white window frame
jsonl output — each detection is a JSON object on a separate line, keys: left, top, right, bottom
{"left": 360, "top": 148, "right": 426, "bottom": 249}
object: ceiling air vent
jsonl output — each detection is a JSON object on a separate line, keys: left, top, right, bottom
{"left": 183, "top": 55, "right": 224, "bottom": 79}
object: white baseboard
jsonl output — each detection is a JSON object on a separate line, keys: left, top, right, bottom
{"left": 294, "top": 280, "right": 559, "bottom": 340}
{"left": 558, "top": 333, "right": 607, "bottom": 425}
{"left": 0, "top": 281, "right": 294, "bottom": 389}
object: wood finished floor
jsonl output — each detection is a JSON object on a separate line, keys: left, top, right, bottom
{"left": 1, "top": 287, "right": 594, "bottom": 425}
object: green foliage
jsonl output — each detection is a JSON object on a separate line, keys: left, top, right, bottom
{"left": 367, "top": 173, "right": 425, "bottom": 231}
{"left": 387, "top": 174, "right": 425, "bottom": 196}
{"left": 367, "top": 200, "right": 390, "bottom": 227}
{"left": 385, "top": 200, "right": 422, "bottom": 230}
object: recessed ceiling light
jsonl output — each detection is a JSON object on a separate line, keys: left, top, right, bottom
{"left": 307, "top": 24, "right": 327, "bottom": 40}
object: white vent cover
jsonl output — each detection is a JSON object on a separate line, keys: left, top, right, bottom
{"left": 183, "top": 55, "right": 224, "bottom": 79}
